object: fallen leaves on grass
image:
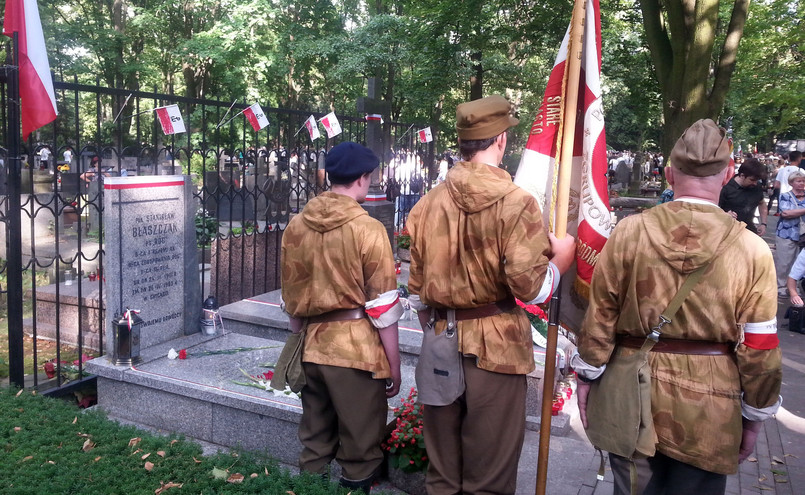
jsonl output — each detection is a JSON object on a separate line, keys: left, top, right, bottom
{"left": 250, "top": 473, "right": 258, "bottom": 478}
{"left": 82, "top": 439, "right": 95, "bottom": 452}
{"left": 157, "top": 451, "right": 165, "bottom": 458}
{"left": 13, "top": 427, "right": 20, "bottom": 432}
{"left": 192, "top": 456, "right": 202, "bottom": 464}
{"left": 145, "top": 461, "right": 154, "bottom": 471}
{"left": 16, "top": 389, "right": 23, "bottom": 397}
{"left": 212, "top": 467, "right": 228, "bottom": 480}
{"left": 94, "top": 457, "right": 102, "bottom": 462}
{"left": 129, "top": 437, "right": 142, "bottom": 448}
{"left": 72, "top": 417, "right": 77, "bottom": 424}
{"left": 142, "top": 453, "right": 151, "bottom": 460}
{"left": 226, "top": 473, "right": 244, "bottom": 484}
{"left": 22, "top": 456, "right": 33, "bottom": 462}
{"left": 154, "top": 481, "right": 183, "bottom": 494}
{"left": 170, "top": 439, "right": 178, "bottom": 446}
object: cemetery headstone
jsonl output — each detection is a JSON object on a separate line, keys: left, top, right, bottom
{"left": 103, "top": 175, "right": 201, "bottom": 357}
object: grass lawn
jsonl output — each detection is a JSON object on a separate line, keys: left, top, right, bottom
{"left": 0, "top": 387, "right": 355, "bottom": 494}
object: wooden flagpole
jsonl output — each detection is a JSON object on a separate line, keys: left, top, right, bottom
{"left": 535, "top": 0, "right": 587, "bottom": 493}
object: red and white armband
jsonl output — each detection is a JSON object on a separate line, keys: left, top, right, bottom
{"left": 365, "top": 290, "right": 404, "bottom": 328}
{"left": 741, "top": 319, "right": 779, "bottom": 350}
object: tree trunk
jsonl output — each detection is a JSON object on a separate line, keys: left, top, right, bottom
{"left": 640, "top": 0, "right": 750, "bottom": 157}
{"left": 469, "top": 51, "right": 483, "bottom": 100}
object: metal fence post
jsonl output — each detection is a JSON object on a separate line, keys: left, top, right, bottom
{"left": 6, "top": 33, "right": 25, "bottom": 388}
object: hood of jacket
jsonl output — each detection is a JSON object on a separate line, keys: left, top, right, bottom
{"left": 445, "top": 161, "right": 519, "bottom": 213}
{"left": 641, "top": 200, "right": 746, "bottom": 273}
{"left": 300, "top": 191, "right": 367, "bottom": 233}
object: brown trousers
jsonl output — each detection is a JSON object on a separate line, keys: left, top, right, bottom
{"left": 298, "top": 363, "right": 387, "bottom": 482}
{"left": 423, "top": 356, "right": 527, "bottom": 495}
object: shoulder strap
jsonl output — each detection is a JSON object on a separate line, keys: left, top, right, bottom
{"left": 643, "top": 264, "right": 710, "bottom": 349}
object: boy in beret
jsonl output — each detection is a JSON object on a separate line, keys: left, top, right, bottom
{"left": 281, "top": 141, "right": 403, "bottom": 493}
{"left": 406, "top": 95, "right": 575, "bottom": 494}
{"left": 574, "top": 119, "right": 782, "bottom": 494}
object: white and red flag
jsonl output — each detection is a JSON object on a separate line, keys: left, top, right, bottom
{"left": 418, "top": 127, "right": 433, "bottom": 143}
{"left": 304, "top": 115, "right": 321, "bottom": 141}
{"left": 244, "top": 103, "right": 269, "bottom": 131}
{"left": 320, "top": 112, "right": 342, "bottom": 138}
{"left": 365, "top": 113, "right": 384, "bottom": 124}
{"left": 513, "top": 0, "right": 611, "bottom": 331}
{"left": 3, "top": 0, "right": 58, "bottom": 140}
{"left": 155, "top": 105, "right": 186, "bottom": 135}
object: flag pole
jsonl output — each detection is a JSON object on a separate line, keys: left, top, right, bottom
{"left": 535, "top": 0, "right": 587, "bottom": 493}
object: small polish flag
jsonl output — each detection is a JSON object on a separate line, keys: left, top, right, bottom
{"left": 3, "top": 0, "right": 59, "bottom": 140}
{"left": 418, "top": 127, "right": 433, "bottom": 143}
{"left": 155, "top": 105, "right": 186, "bottom": 135}
{"left": 305, "top": 115, "right": 321, "bottom": 141}
{"left": 320, "top": 112, "right": 342, "bottom": 138}
{"left": 244, "top": 103, "right": 269, "bottom": 131}
{"left": 365, "top": 114, "right": 384, "bottom": 124}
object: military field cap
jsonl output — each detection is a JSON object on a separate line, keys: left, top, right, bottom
{"left": 669, "top": 119, "right": 731, "bottom": 177}
{"left": 325, "top": 141, "right": 379, "bottom": 183}
{"left": 456, "top": 95, "right": 520, "bottom": 140}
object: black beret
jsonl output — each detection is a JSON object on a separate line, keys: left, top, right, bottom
{"left": 325, "top": 142, "right": 379, "bottom": 183}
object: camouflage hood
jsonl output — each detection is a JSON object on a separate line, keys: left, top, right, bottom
{"left": 300, "top": 191, "right": 367, "bottom": 233}
{"left": 445, "top": 161, "right": 519, "bottom": 213}
{"left": 641, "top": 200, "right": 745, "bottom": 274}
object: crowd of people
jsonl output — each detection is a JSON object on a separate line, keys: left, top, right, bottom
{"left": 276, "top": 94, "right": 784, "bottom": 495}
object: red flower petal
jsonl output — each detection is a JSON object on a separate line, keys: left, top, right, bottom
{"left": 178, "top": 349, "right": 187, "bottom": 359}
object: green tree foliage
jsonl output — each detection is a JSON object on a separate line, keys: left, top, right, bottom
{"left": 724, "top": 0, "right": 805, "bottom": 151}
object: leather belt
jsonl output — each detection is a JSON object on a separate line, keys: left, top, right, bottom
{"left": 435, "top": 297, "right": 517, "bottom": 322}
{"left": 308, "top": 307, "right": 367, "bottom": 325}
{"left": 618, "top": 335, "right": 732, "bottom": 355}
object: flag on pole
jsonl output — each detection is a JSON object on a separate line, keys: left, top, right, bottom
{"left": 244, "top": 103, "right": 269, "bottom": 131}
{"left": 155, "top": 105, "right": 186, "bottom": 135}
{"left": 418, "top": 127, "right": 433, "bottom": 143}
{"left": 320, "top": 112, "right": 342, "bottom": 138}
{"left": 3, "top": 0, "right": 58, "bottom": 140}
{"left": 513, "top": 0, "right": 611, "bottom": 332}
{"left": 305, "top": 115, "right": 321, "bottom": 141}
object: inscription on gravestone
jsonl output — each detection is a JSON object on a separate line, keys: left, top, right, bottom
{"left": 103, "top": 176, "right": 201, "bottom": 356}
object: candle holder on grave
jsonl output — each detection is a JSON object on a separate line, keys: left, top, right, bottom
{"left": 110, "top": 309, "right": 143, "bottom": 366}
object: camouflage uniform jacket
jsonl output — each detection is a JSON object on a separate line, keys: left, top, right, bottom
{"left": 577, "top": 200, "right": 782, "bottom": 474}
{"left": 407, "top": 161, "right": 552, "bottom": 375}
{"left": 281, "top": 191, "right": 397, "bottom": 379}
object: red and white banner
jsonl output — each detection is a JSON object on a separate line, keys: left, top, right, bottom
{"left": 365, "top": 113, "right": 384, "bottom": 124}
{"left": 418, "top": 127, "right": 433, "bottom": 143}
{"left": 305, "top": 115, "right": 321, "bottom": 141}
{"left": 320, "top": 112, "right": 342, "bottom": 138}
{"left": 244, "top": 102, "right": 269, "bottom": 131}
{"left": 513, "top": 0, "right": 611, "bottom": 332}
{"left": 155, "top": 105, "right": 186, "bottom": 135}
{"left": 3, "top": 0, "right": 58, "bottom": 140}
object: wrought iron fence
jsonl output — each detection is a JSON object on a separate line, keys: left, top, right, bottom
{"left": 0, "top": 74, "right": 432, "bottom": 392}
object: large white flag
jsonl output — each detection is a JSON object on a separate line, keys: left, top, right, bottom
{"left": 155, "top": 105, "right": 186, "bottom": 135}
{"left": 513, "top": 0, "right": 611, "bottom": 332}
{"left": 305, "top": 115, "right": 321, "bottom": 141}
{"left": 244, "top": 103, "right": 269, "bottom": 131}
{"left": 320, "top": 112, "right": 342, "bottom": 138}
{"left": 3, "top": 0, "right": 58, "bottom": 139}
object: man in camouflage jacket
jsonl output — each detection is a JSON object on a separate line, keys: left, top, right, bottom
{"left": 407, "top": 95, "right": 575, "bottom": 494}
{"left": 281, "top": 142, "right": 403, "bottom": 493}
{"left": 574, "top": 119, "right": 782, "bottom": 494}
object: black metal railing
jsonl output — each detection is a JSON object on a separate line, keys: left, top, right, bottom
{"left": 1, "top": 74, "right": 432, "bottom": 392}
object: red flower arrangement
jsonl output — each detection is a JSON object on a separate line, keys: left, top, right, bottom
{"left": 383, "top": 387, "right": 427, "bottom": 473}
{"left": 516, "top": 299, "right": 548, "bottom": 339}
